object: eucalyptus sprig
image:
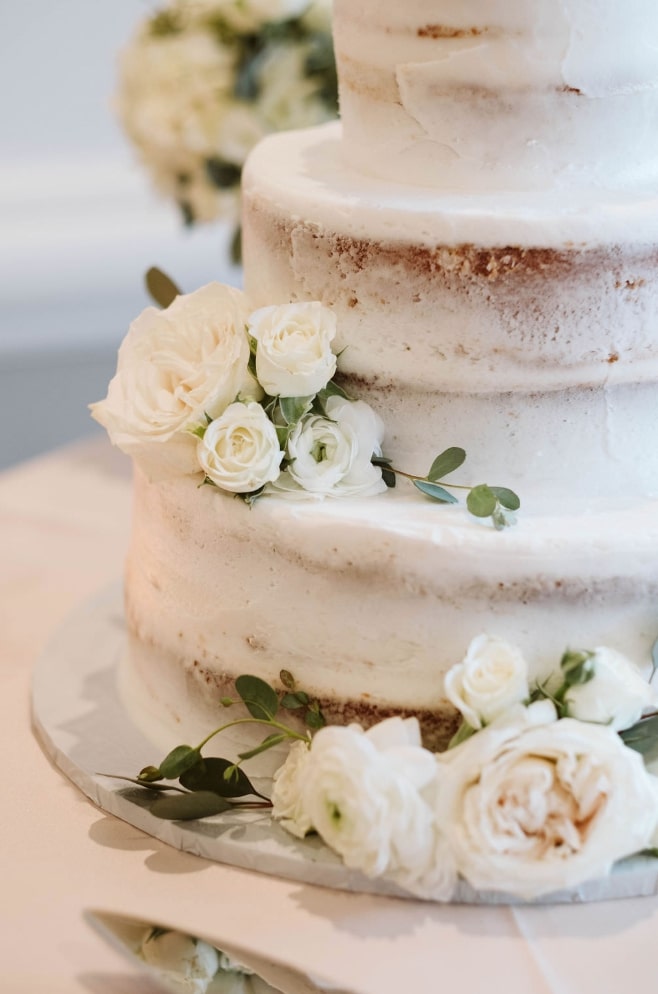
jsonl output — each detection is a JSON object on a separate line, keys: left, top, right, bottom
{"left": 530, "top": 649, "right": 595, "bottom": 717}
{"left": 103, "top": 673, "right": 324, "bottom": 821}
{"left": 372, "top": 447, "right": 521, "bottom": 530}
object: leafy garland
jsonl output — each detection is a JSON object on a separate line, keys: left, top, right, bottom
{"left": 106, "top": 672, "right": 324, "bottom": 821}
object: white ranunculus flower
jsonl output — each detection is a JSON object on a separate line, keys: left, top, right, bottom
{"left": 248, "top": 301, "right": 337, "bottom": 398}
{"left": 91, "top": 283, "right": 254, "bottom": 480}
{"left": 437, "top": 701, "right": 658, "bottom": 899}
{"left": 299, "top": 720, "right": 456, "bottom": 900}
{"left": 274, "top": 397, "right": 387, "bottom": 498}
{"left": 141, "top": 930, "right": 219, "bottom": 994}
{"left": 271, "top": 740, "right": 314, "bottom": 838}
{"left": 198, "top": 402, "right": 283, "bottom": 492}
{"left": 564, "top": 646, "right": 657, "bottom": 732}
{"left": 444, "top": 634, "right": 530, "bottom": 730}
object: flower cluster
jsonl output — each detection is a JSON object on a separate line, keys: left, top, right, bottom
{"left": 90, "top": 282, "right": 387, "bottom": 501}
{"left": 271, "top": 636, "right": 658, "bottom": 901}
{"left": 139, "top": 926, "right": 257, "bottom": 994}
{"left": 116, "top": 0, "right": 336, "bottom": 250}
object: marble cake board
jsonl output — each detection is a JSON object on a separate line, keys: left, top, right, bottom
{"left": 31, "top": 584, "right": 658, "bottom": 906}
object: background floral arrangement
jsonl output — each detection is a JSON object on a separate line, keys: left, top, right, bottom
{"left": 116, "top": 0, "right": 337, "bottom": 258}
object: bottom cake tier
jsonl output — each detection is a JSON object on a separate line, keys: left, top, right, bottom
{"left": 122, "top": 469, "right": 658, "bottom": 761}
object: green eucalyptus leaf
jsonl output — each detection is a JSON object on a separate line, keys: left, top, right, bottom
{"left": 427, "top": 447, "right": 466, "bottom": 482}
{"left": 280, "top": 669, "right": 295, "bottom": 689}
{"left": 620, "top": 715, "right": 658, "bottom": 763}
{"left": 561, "top": 649, "right": 595, "bottom": 687}
{"left": 231, "top": 225, "right": 242, "bottom": 266}
{"left": 180, "top": 758, "right": 263, "bottom": 798}
{"left": 103, "top": 774, "right": 176, "bottom": 792}
{"left": 145, "top": 267, "right": 181, "bottom": 309}
{"left": 238, "top": 486, "right": 266, "bottom": 507}
{"left": 149, "top": 790, "right": 232, "bottom": 821}
{"left": 159, "top": 745, "right": 201, "bottom": 780}
{"left": 447, "top": 721, "right": 477, "bottom": 749}
{"left": 381, "top": 467, "right": 396, "bottom": 488}
{"left": 280, "top": 395, "right": 313, "bottom": 425}
{"left": 205, "top": 157, "right": 242, "bottom": 189}
{"left": 489, "top": 487, "right": 521, "bottom": 511}
{"left": 305, "top": 708, "right": 326, "bottom": 730}
{"left": 467, "top": 484, "right": 497, "bottom": 518}
{"left": 281, "top": 693, "right": 305, "bottom": 710}
{"left": 238, "top": 733, "right": 288, "bottom": 761}
{"left": 413, "top": 480, "right": 459, "bottom": 504}
{"left": 137, "top": 765, "right": 163, "bottom": 782}
{"left": 235, "top": 674, "right": 279, "bottom": 719}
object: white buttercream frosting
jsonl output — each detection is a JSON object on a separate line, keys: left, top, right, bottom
{"left": 121, "top": 472, "right": 658, "bottom": 761}
{"left": 333, "top": 0, "right": 658, "bottom": 191}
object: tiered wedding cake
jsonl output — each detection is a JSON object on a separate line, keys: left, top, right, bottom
{"left": 111, "top": 0, "right": 658, "bottom": 755}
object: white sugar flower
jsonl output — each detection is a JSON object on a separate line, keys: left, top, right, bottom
{"left": 90, "top": 283, "right": 254, "bottom": 480}
{"left": 198, "top": 402, "right": 283, "bottom": 493}
{"left": 141, "top": 930, "right": 219, "bottom": 994}
{"left": 248, "top": 301, "right": 337, "bottom": 397}
{"left": 444, "top": 634, "right": 529, "bottom": 730}
{"left": 298, "top": 719, "right": 456, "bottom": 901}
{"left": 563, "top": 646, "right": 657, "bottom": 731}
{"left": 436, "top": 701, "right": 658, "bottom": 899}
{"left": 274, "top": 397, "right": 387, "bottom": 498}
{"left": 271, "top": 740, "right": 313, "bottom": 838}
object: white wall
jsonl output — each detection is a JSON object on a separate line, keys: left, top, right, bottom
{"left": 0, "top": 2, "right": 239, "bottom": 469}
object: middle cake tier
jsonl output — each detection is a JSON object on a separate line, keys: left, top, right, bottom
{"left": 123, "top": 472, "right": 658, "bottom": 759}
{"left": 242, "top": 123, "right": 658, "bottom": 505}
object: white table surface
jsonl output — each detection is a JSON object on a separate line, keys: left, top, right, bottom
{"left": 3, "top": 436, "right": 658, "bottom": 993}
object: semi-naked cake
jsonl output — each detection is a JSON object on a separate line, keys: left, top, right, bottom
{"left": 118, "top": 0, "right": 658, "bottom": 761}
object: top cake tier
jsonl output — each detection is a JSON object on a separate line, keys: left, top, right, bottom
{"left": 333, "top": 0, "right": 658, "bottom": 191}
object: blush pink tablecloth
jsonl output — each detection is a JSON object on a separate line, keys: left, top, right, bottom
{"left": 2, "top": 436, "right": 657, "bottom": 994}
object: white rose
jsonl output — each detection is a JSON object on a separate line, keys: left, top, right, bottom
{"left": 256, "top": 45, "right": 334, "bottom": 132}
{"left": 437, "top": 701, "right": 658, "bottom": 899}
{"left": 273, "top": 397, "right": 386, "bottom": 498}
{"left": 564, "top": 646, "right": 657, "bottom": 731}
{"left": 198, "top": 402, "right": 283, "bottom": 492}
{"left": 91, "top": 283, "right": 254, "bottom": 480}
{"left": 141, "top": 930, "right": 219, "bottom": 994}
{"left": 444, "top": 635, "right": 530, "bottom": 730}
{"left": 300, "top": 721, "right": 456, "bottom": 900}
{"left": 271, "top": 740, "right": 314, "bottom": 838}
{"left": 248, "top": 301, "right": 337, "bottom": 398}
{"left": 243, "top": 0, "right": 311, "bottom": 24}
{"left": 216, "top": 102, "right": 268, "bottom": 168}
{"left": 300, "top": 0, "right": 332, "bottom": 32}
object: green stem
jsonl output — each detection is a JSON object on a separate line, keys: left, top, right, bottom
{"left": 389, "top": 465, "right": 471, "bottom": 491}
{"left": 196, "top": 715, "right": 310, "bottom": 753}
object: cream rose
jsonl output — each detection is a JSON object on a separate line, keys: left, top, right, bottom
{"left": 274, "top": 397, "right": 387, "bottom": 498}
{"left": 198, "top": 402, "right": 283, "bottom": 493}
{"left": 297, "top": 719, "right": 456, "bottom": 900}
{"left": 91, "top": 283, "right": 254, "bottom": 479}
{"left": 564, "top": 646, "right": 657, "bottom": 731}
{"left": 436, "top": 701, "right": 658, "bottom": 899}
{"left": 247, "top": 301, "right": 337, "bottom": 398}
{"left": 444, "top": 635, "right": 530, "bottom": 730}
{"left": 271, "top": 740, "right": 314, "bottom": 838}
{"left": 141, "top": 930, "right": 219, "bottom": 994}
